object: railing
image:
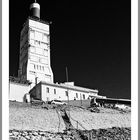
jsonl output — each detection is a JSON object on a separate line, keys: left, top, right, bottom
{"left": 56, "top": 108, "right": 92, "bottom": 140}
{"left": 69, "top": 115, "right": 87, "bottom": 130}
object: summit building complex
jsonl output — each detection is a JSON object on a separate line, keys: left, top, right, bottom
{"left": 9, "top": 1, "right": 101, "bottom": 102}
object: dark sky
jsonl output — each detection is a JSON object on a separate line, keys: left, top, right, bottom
{"left": 9, "top": 0, "right": 131, "bottom": 99}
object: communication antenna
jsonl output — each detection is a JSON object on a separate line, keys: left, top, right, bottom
{"left": 66, "top": 67, "right": 68, "bottom": 82}
{"left": 66, "top": 67, "right": 70, "bottom": 118}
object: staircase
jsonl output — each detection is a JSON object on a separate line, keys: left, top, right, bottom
{"left": 59, "top": 109, "right": 88, "bottom": 140}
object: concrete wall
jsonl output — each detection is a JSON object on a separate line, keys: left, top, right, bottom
{"left": 63, "top": 99, "right": 91, "bottom": 108}
{"left": 9, "top": 82, "right": 30, "bottom": 102}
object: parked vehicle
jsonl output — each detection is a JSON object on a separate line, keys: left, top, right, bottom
{"left": 50, "top": 100, "right": 67, "bottom": 105}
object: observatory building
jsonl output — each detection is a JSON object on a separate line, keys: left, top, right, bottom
{"left": 9, "top": 1, "right": 100, "bottom": 102}
{"left": 18, "top": 2, "right": 53, "bottom": 88}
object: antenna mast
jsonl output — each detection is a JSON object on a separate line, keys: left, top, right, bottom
{"left": 66, "top": 67, "right": 70, "bottom": 118}
{"left": 66, "top": 67, "right": 68, "bottom": 82}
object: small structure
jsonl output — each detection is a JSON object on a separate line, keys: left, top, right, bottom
{"left": 9, "top": 76, "right": 31, "bottom": 102}
{"left": 90, "top": 96, "right": 131, "bottom": 107}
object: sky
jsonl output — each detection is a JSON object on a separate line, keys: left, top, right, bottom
{"left": 9, "top": 0, "right": 131, "bottom": 99}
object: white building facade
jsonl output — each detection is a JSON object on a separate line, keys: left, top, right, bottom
{"left": 29, "top": 82, "right": 98, "bottom": 101}
{"left": 9, "top": 77, "right": 31, "bottom": 102}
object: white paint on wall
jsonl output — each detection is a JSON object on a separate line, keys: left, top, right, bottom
{"left": 9, "top": 82, "right": 30, "bottom": 102}
{"left": 31, "top": 82, "right": 98, "bottom": 102}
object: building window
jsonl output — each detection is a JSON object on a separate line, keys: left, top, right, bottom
{"left": 65, "top": 91, "right": 68, "bottom": 96}
{"left": 44, "top": 49, "right": 48, "bottom": 56}
{"left": 30, "top": 39, "right": 34, "bottom": 45}
{"left": 30, "top": 46, "right": 35, "bottom": 53}
{"left": 46, "top": 87, "right": 49, "bottom": 93}
{"left": 35, "top": 40, "right": 40, "bottom": 46}
{"left": 83, "top": 94, "right": 85, "bottom": 100}
{"left": 42, "top": 66, "right": 44, "bottom": 71}
{"left": 43, "top": 33, "right": 47, "bottom": 42}
{"left": 35, "top": 31, "right": 42, "bottom": 40}
{"left": 76, "top": 93, "right": 78, "bottom": 98}
{"left": 54, "top": 89, "right": 56, "bottom": 94}
{"left": 30, "top": 30, "right": 35, "bottom": 39}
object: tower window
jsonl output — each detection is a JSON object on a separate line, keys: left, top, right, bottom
{"left": 30, "top": 46, "right": 35, "bottom": 53}
{"left": 65, "top": 91, "right": 68, "bottom": 96}
{"left": 43, "top": 33, "right": 47, "bottom": 42}
{"left": 42, "top": 66, "right": 44, "bottom": 71}
{"left": 30, "top": 30, "right": 35, "bottom": 39}
{"left": 35, "top": 31, "right": 42, "bottom": 40}
{"left": 34, "top": 64, "right": 36, "bottom": 69}
{"left": 54, "top": 89, "right": 56, "bottom": 94}
{"left": 44, "top": 49, "right": 48, "bottom": 56}
{"left": 30, "top": 39, "right": 34, "bottom": 45}
{"left": 76, "top": 93, "right": 78, "bottom": 98}
{"left": 35, "top": 40, "right": 40, "bottom": 46}
{"left": 46, "top": 87, "right": 49, "bottom": 93}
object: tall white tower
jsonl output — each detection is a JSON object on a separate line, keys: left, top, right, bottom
{"left": 18, "top": 1, "right": 54, "bottom": 87}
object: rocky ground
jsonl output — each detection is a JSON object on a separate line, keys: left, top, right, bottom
{"left": 9, "top": 127, "right": 131, "bottom": 140}
{"left": 9, "top": 101, "right": 131, "bottom": 140}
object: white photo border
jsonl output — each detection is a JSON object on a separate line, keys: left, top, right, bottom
{"left": 2, "top": 0, "right": 138, "bottom": 139}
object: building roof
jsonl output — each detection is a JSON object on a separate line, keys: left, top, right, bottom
{"left": 22, "top": 16, "right": 51, "bottom": 28}
{"left": 40, "top": 81, "right": 98, "bottom": 93}
{"left": 28, "top": 16, "right": 51, "bottom": 25}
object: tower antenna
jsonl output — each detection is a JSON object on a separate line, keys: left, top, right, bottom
{"left": 66, "top": 67, "right": 68, "bottom": 82}
{"left": 35, "top": 0, "right": 37, "bottom": 3}
{"left": 66, "top": 67, "right": 70, "bottom": 118}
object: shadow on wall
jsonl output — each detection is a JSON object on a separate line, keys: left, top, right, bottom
{"left": 23, "top": 95, "right": 26, "bottom": 102}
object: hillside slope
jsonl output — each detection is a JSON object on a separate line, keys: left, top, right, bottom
{"left": 9, "top": 102, "right": 131, "bottom": 133}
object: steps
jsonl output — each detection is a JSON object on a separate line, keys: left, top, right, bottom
{"left": 59, "top": 109, "right": 88, "bottom": 140}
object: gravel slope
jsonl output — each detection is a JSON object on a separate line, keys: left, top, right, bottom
{"left": 9, "top": 102, "right": 131, "bottom": 133}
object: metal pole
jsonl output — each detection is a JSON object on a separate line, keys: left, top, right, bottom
{"left": 80, "top": 93, "right": 82, "bottom": 106}
{"left": 35, "top": 76, "right": 38, "bottom": 100}
{"left": 66, "top": 67, "right": 68, "bottom": 82}
{"left": 66, "top": 67, "right": 70, "bottom": 118}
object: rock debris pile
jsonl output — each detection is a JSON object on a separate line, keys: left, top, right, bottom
{"left": 9, "top": 130, "right": 73, "bottom": 140}
{"left": 9, "top": 127, "right": 131, "bottom": 140}
{"left": 82, "top": 127, "right": 131, "bottom": 140}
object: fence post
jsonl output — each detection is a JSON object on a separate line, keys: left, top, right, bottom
{"left": 90, "top": 131, "right": 92, "bottom": 140}
{"left": 77, "top": 121, "right": 78, "bottom": 129}
{"left": 88, "top": 132, "right": 90, "bottom": 140}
